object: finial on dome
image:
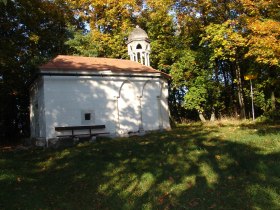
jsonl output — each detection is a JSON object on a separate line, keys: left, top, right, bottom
{"left": 136, "top": 25, "right": 140, "bottom": 28}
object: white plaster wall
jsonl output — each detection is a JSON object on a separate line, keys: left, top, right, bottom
{"left": 41, "top": 74, "right": 170, "bottom": 139}
{"left": 30, "top": 83, "right": 37, "bottom": 138}
{"left": 142, "top": 81, "right": 161, "bottom": 131}
{"left": 30, "top": 78, "right": 46, "bottom": 138}
{"left": 118, "top": 81, "right": 140, "bottom": 134}
{"left": 43, "top": 76, "right": 117, "bottom": 139}
{"left": 161, "top": 83, "right": 171, "bottom": 130}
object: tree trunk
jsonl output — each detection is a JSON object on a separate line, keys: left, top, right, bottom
{"left": 235, "top": 62, "right": 246, "bottom": 119}
{"left": 271, "top": 90, "right": 276, "bottom": 111}
{"left": 210, "top": 110, "right": 216, "bottom": 122}
{"left": 198, "top": 110, "right": 206, "bottom": 122}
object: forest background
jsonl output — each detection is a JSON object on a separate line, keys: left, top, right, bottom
{"left": 0, "top": 0, "right": 279, "bottom": 144}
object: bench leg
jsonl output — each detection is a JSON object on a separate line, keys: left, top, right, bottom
{"left": 73, "top": 136, "right": 79, "bottom": 143}
{"left": 89, "top": 136, "right": 97, "bottom": 142}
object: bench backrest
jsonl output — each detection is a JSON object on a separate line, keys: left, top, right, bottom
{"left": 55, "top": 125, "right": 105, "bottom": 131}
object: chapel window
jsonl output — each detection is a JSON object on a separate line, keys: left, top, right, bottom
{"left": 81, "top": 110, "right": 95, "bottom": 124}
{"left": 84, "top": 113, "right": 91, "bottom": 121}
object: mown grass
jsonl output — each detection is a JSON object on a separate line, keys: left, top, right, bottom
{"left": 0, "top": 121, "right": 279, "bottom": 210}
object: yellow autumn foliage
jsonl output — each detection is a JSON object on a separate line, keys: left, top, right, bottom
{"left": 246, "top": 19, "right": 280, "bottom": 67}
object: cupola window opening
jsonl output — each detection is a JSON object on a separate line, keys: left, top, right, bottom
{"left": 136, "top": 44, "right": 142, "bottom": 49}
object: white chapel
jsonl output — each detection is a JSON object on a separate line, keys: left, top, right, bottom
{"left": 30, "top": 26, "right": 171, "bottom": 144}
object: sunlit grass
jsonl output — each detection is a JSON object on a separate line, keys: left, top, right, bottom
{"left": 0, "top": 121, "right": 279, "bottom": 209}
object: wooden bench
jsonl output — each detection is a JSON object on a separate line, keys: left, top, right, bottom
{"left": 55, "top": 125, "right": 109, "bottom": 139}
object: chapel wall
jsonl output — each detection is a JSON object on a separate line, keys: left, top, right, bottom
{"left": 42, "top": 75, "right": 169, "bottom": 139}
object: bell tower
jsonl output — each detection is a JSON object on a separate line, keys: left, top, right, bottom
{"left": 127, "top": 26, "right": 151, "bottom": 66}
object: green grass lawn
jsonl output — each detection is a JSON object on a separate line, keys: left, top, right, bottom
{"left": 1, "top": 121, "right": 280, "bottom": 210}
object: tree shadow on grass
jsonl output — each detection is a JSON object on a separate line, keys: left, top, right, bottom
{"left": 239, "top": 121, "right": 280, "bottom": 136}
{"left": 0, "top": 125, "right": 279, "bottom": 209}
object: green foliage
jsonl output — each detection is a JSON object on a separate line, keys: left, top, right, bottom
{"left": 0, "top": 0, "right": 74, "bottom": 143}
{"left": 170, "top": 50, "right": 197, "bottom": 87}
{"left": 60, "top": 0, "right": 280, "bottom": 122}
{"left": 184, "top": 82, "right": 207, "bottom": 113}
{"left": 201, "top": 21, "right": 247, "bottom": 63}
{"left": 1, "top": 0, "right": 280, "bottom": 140}
{"left": 257, "top": 111, "right": 280, "bottom": 123}
{"left": 136, "top": 0, "right": 178, "bottom": 71}
{"left": 66, "top": 29, "right": 98, "bottom": 57}
{"left": 171, "top": 49, "right": 224, "bottom": 120}
{"left": 0, "top": 0, "right": 7, "bottom": 5}
{"left": 171, "top": 50, "right": 208, "bottom": 117}
{"left": 65, "top": 0, "right": 143, "bottom": 58}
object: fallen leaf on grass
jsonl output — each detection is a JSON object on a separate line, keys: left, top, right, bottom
{"left": 157, "top": 192, "right": 170, "bottom": 204}
{"left": 187, "top": 181, "right": 194, "bottom": 188}
{"left": 209, "top": 203, "right": 217, "bottom": 209}
{"left": 158, "top": 197, "right": 164, "bottom": 205}
{"left": 227, "top": 176, "right": 234, "bottom": 180}
{"left": 207, "top": 189, "right": 214, "bottom": 193}
{"left": 215, "top": 155, "right": 221, "bottom": 160}
{"left": 188, "top": 198, "right": 200, "bottom": 207}
{"left": 169, "top": 176, "right": 174, "bottom": 182}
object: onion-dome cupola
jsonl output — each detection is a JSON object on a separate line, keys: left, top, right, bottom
{"left": 127, "top": 25, "right": 151, "bottom": 66}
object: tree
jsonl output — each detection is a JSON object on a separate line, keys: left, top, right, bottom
{"left": 137, "top": 0, "right": 177, "bottom": 72}
{"left": 200, "top": 21, "right": 247, "bottom": 118}
{"left": 66, "top": 29, "right": 99, "bottom": 57}
{"left": 172, "top": 0, "right": 279, "bottom": 120}
{"left": 2, "top": 0, "right": 278, "bottom": 138}
{"left": 65, "top": 0, "right": 144, "bottom": 58}
{"left": 0, "top": 0, "right": 74, "bottom": 143}
{"left": 171, "top": 48, "right": 224, "bottom": 122}
{"left": 241, "top": 0, "right": 280, "bottom": 113}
